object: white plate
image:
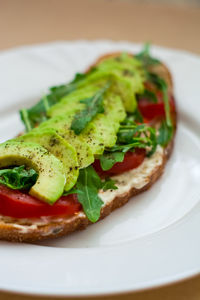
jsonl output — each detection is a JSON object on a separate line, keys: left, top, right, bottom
{"left": 0, "top": 41, "right": 199, "bottom": 297}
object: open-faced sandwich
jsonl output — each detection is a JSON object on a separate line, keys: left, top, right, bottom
{"left": 0, "top": 44, "right": 176, "bottom": 242}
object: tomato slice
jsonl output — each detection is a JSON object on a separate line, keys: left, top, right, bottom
{"left": 0, "top": 185, "right": 81, "bottom": 218}
{"left": 138, "top": 92, "right": 175, "bottom": 121}
{"left": 93, "top": 148, "right": 146, "bottom": 176}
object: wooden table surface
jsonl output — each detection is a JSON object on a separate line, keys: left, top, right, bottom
{"left": 0, "top": 0, "right": 200, "bottom": 53}
{"left": 0, "top": 0, "right": 199, "bottom": 299}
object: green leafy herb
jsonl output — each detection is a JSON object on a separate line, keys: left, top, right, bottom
{"left": 117, "top": 124, "right": 148, "bottom": 144}
{"left": 65, "top": 166, "right": 117, "bottom": 222}
{"left": 98, "top": 124, "right": 157, "bottom": 173}
{"left": 0, "top": 165, "right": 38, "bottom": 190}
{"left": 132, "top": 108, "right": 144, "bottom": 123}
{"left": 106, "top": 123, "right": 157, "bottom": 157}
{"left": 147, "top": 72, "right": 172, "bottom": 127}
{"left": 70, "top": 82, "right": 110, "bottom": 135}
{"left": 157, "top": 120, "right": 173, "bottom": 147}
{"left": 137, "top": 89, "right": 158, "bottom": 103}
{"left": 101, "top": 178, "right": 118, "bottom": 191}
{"left": 75, "top": 167, "right": 103, "bottom": 222}
{"left": 136, "top": 44, "right": 172, "bottom": 129}
{"left": 19, "top": 69, "right": 92, "bottom": 131}
{"left": 71, "top": 72, "right": 87, "bottom": 83}
{"left": 71, "top": 67, "right": 97, "bottom": 83}
{"left": 100, "top": 151, "right": 125, "bottom": 171}
{"left": 20, "top": 83, "right": 76, "bottom": 131}
{"left": 62, "top": 186, "right": 80, "bottom": 196}
{"left": 135, "top": 43, "right": 160, "bottom": 67}
{"left": 121, "top": 110, "right": 144, "bottom": 125}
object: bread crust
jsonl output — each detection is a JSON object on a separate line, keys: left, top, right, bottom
{"left": 0, "top": 53, "right": 176, "bottom": 242}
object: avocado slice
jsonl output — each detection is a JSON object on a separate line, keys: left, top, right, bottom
{"left": 81, "top": 94, "right": 126, "bottom": 151}
{"left": 48, "top": 54, "right": 145, "bottom": 116}
{"left": 94, "top": 95, "right": 126, "bottom": 148}
{"left": 77, "top": 73, "right": 141, "bottom": 113}
{"left": 43, "top": 82, "right": 126, "bottom": 156}
{"left": 76, "top": 54, "right": 145, "bottom": 113}
{"left": 0, "top": 141, "right": 66, "bottom": 204}
{"left": 16, "top": 129, "right": 79, "bottom": 191}
{"left": 41, "top": 112, "right": 105, "bottom": 156}
{"left": 40, "top": 93, "right": 126, "bottom": 156}
{"left": 38, "top": 117, "right": 94, "bottom": 168}
{"left": 47, "top": 85, "right": 100, "bottom": 118}
{"left": 96, "top": 53, "right": 146, "bottom": 95}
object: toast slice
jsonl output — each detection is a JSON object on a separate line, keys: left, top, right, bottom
{"left": 0, "top": 54, "right": 176, "bottom": 242}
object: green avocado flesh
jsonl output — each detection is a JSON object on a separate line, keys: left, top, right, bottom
{"left": 38, "top": 116, "right": 95, "bottom": 168}
{"left": 0, "top": 141, "right": 66, "bottom": 204}
{"left": 48, "top": 54, "right": 145, "bottom": 116}
{"left": 0, "top": 53, "right": 146, "bottom": 204}
{"left": 40, "top": 92, "right": 126, "bottom": 156}
{"left": 16, "top": 129, "right": 79, "bottom": 191}
{"left": 47, "top": 85, "right": 100, "bottom": 118}
{"left": 76, "top": 54, "right": 145, "bottom": 112}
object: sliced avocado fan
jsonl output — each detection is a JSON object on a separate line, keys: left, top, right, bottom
{"left": 16, "top": 128, "right": 79, "bottom": 191}
{"left": 4, "top": 51, "right": 147, "bottom": 204}
{"left": 47, "top": 85, "right": 100, "bottom": 118}
{"left": 45, "top": 86, "right": 126, "bottom": 156}
{"left": 48, "top": 54, "right": 145, "bottom": 116}
{"left": 76, "top": 54, "right": 145, "bottom": 113}
{"left": 38, "top": 116, "right": 94, "bottom": 169}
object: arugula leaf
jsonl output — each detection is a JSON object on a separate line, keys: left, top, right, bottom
{"left": 62, "top": 187, "right": 80, "bottom": 196}
{"left": 108, "top": 141, "right": 147, "bottom": 153}
{"left": 65, "top": 166, "right": 117, "bottom": 222}
{"left": 0, "top": 165, "right": 38, "bottom": 190}
{"left": 121, "top": 110, "right": 144, "bottom": 124}
{"left": 70, "top": 82, "right": 110, "bottom": 135}
{"left": 100, "top": 151, "right": 125, "bottom": 171}
{"left": 147, "top": 72, "right": 171, "bottom": 127}
{"left": 136, "top": 44, "right": 172, "bottom": 129}
{"left": 132, "top": 108, "right": 144, "bottom": 123}
{"left": 70, "top": 73, "right": 87, "bottom": 83}
{"left": 137, "top": 89, "right": 158, "bottom": 103}
{"left": 101, "top": 178, "right": 118, "bottom": 191}
{"left": 19, "top": 69, "right": 92, "bottom": 131}
{"left": 75, "top": 166, "right": 103, "bottom": 222}
{"left": 20, "top": 83, "right": 76, "bottom": 131}
{"left": 48, "top": 83, "right": 76, "bottom": 100}
{"left": 71, "top": 68, "right": 97, "bottom": 84}
{"left": 135, "top": 43, "right": 160, "bottom": 67}
{"left": 58, "top": 67, "right": 98, "bottom": 86}
{"left": 76, "top": 186, "right": 103, "bottom": 222}
{"left": 106, "top": 123, "right": 157, "bottom": 157}
{"left": 157, "top": 120, "right": 173, "bottom": 147}
{"left": 117, "top": 124, "right": 147, "bottom": 144}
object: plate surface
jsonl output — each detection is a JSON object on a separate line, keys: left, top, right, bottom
{"left": 0, "top": 40, "right": 199, "bottom": 296}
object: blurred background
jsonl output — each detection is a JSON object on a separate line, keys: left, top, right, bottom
{"left": 0, "top": 0, "right": 199, "bottom": 53}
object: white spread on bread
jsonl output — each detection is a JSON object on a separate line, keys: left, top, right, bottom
{"left": 99, "top": 146, "right": 163, "bottom": 204}
{"left": 0, "top": 146, "right": 164, "bottom": 235}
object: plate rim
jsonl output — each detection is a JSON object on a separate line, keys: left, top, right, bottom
{"left": 0, "top": 40, "right": 199, "bottom": 297}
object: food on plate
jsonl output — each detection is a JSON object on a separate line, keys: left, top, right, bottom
{"left": 0, "top": 44, "right": 176, "bottom": 242}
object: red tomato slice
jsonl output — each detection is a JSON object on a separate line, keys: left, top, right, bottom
{"left": 138, "top": 92, "right": 175, "bottom": 121}
{"left": 0, "top": 185, "right": 81, "bottom": 218}
{"left": 93, "top": 148, "right": 146, "bottom": 176}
